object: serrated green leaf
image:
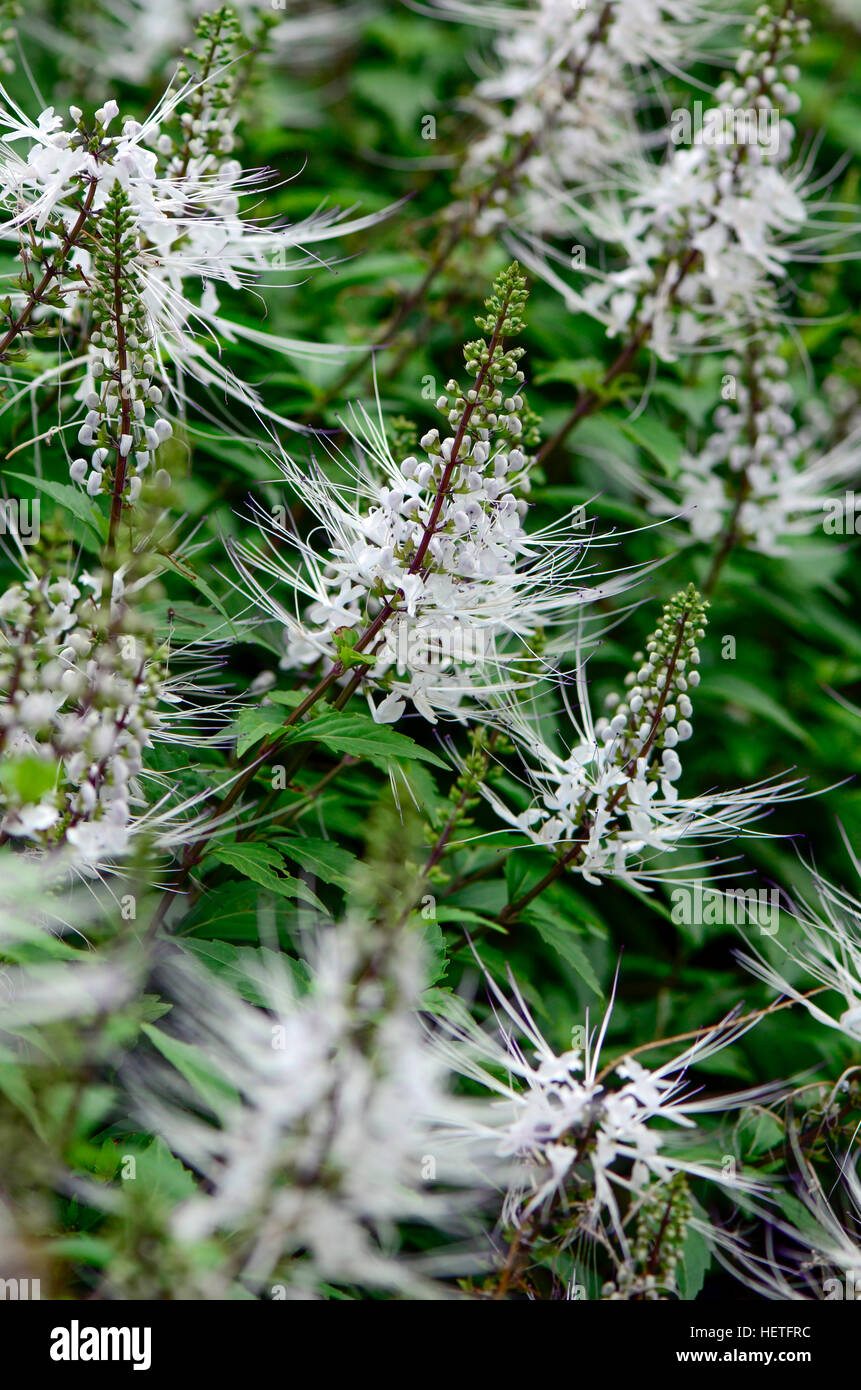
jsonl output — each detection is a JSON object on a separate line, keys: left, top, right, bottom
{"left": 677, "top": 1225, "right": 711, "bottom": 1301}
{"left": 522, "top": 902, "right": 603, "bottom": 997}
{"left": 206, "top": 842, "right": 325, "bottom": 909}
{"left": 284, "top": 711, "right": 448, "bottom": 769}
{"left": 233, "top": 706, "right": 286, "bottom": 757}
{"left": 141, "top": 1027, "right": 238, "bottom": 1116}
{"left": 276, "top": 836, "right": 358, "bottom": 890}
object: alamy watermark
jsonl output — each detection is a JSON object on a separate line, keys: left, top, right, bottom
{"left": 670, "top": 102, "right": 780, "bottom": 157}
{"left": 49, "top": 1321, "right": 151, "bottom": 1371}
{"left": 388, "top": 615, "right": 488, "bottom": 672}
{"left": 0, "top": 498, "right": 39, "bottom": 543}
{"left": 670, "top": 883, "right": 780, "bottom": 935}
{"left": 822, "top": 492, "right": 861, "bottom": 534}
{"left": 0, "top": 1276, "right": 40, "bottom": 1299}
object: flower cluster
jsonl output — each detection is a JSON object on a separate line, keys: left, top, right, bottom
{"left": 593, "top": 583, "right": 705, "bottom": 792}
{"left": 0, "top": 565, "right": 167, "bottom": 865}
{"left": 665, "top": 335, "right": 861, "bottom": 552}
{"left": 437, "top": 963, "right": 763, "bottom": 1238}
{"left": 134, "top": 919, "right": 495, "bottom": 1298}
{"left": 1, "top": 0, "right": 858, "bottom": 1308}
{"left": 544, "top": 5, "right": 815, "bottom": 361}
{"left": 70, "top": 183, "right": 173, "bottom": 506}
{"left": 482, "top": 585, "right": 801, "bottom": 883}
{"left": 0, "top": 22, "right": 383, "bottom": 481}
{"left": 163, "top": 6, "right": 243, "bottom": 172}
{"left": 232, "top": 264, "right": 612, "bottom": 725}
{"left": 437, "top": 0, "right": 717, "bottom": 238}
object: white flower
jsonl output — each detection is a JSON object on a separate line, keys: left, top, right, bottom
{"left": 0, "top": 562, "right": 235, "bottom": 873}
{"left": 0, "top": 76, "right": 390, "bottom": 460}
{"left": 1, "top": 802, "right": 59, "bottom": 837}
{"left": 132, "top": 918, "right": 498, "bottom": 1297}
{"left": 435, "top": 957, "right": 769, "bottom": 1234}
{"left": 738, "top": 852, "right": 861, "bottom": 1042}
{"left": 649, "top": 334, "right": 861, "bottom": 554}
{"left": 431, "top": 0, "right": 723, "bottom": 236}
{"left": 475, "top": 586, "right": 803, "bottom": 886}
{"left": 514, "top": 10, "right": 846, "bottom": 366}
{"left": 230, "top": 406, "right": 629, "bottom": 725}
{"left": 230, "top": 264, "right": 639, "bottom": 725}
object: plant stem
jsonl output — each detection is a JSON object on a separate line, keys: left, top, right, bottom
{"left": 535, "top": 249, "right": 700, "bottom": 468}
{"left": 702, "top": 340, "right": 761, "bottom": 595}
{"left": 594, "top": 987, "right": 828, "bottom": 1083}
{"left": 0, "top": 176, "right": 97, "bottom": 368}
{"left": 497, "top": 603, "right": 691, "bottom": 926}
{"left": 107, "top": 233, "right": 133, "bottom": 549}
{"left": 497, "top": 840, "right": 586, "bottom": 926}
{"left": 149, "top": 282, "right": 518, "bottom": 927}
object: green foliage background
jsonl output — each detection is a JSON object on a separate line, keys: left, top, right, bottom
{"left": 2, "top": 0, "right": 861, "bottom": 1299}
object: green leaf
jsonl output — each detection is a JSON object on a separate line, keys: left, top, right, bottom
{"left": 0, "top": 1063, "right": 38, "bottom": 1126}
{"left": 144, "top": 600, "right": 238, "bottom": 643}
{"left": 183, "top": 941, "right": 301, "bottom": 1005}
{"left": 619, "top": 417, "right": 684, "bottom": 477}
{"left": 0, "top": 754, "right": 59, "bottom": 804}
{"left": 522, "top": 902, "right": 603, "bottom": 997}
{"left": 131, "top": 1137, "right": 199, "bottom": 1204}
{"left": 352, "top": 66, "right": 438, "bottom": 136}
{"left": 284, "top": 711, "right": 448, "bottom": 770}
{"left": 333, "top": 627, "right": 377, "bottom": 669}
{"left": 206, "top": 842, "right": 325, "bottom": 909}
{"left": 232, "top": 706, "right": 286, "bottom": 757}
{"left": 266, "top": 690, "right": 309, "bottom": 709}
{"left": 737, "top": 1108, "right": 784, "bottom": 1156}
{"left": 417, "top": 916, "right": 449, "bottom": 984}
{"left": 700, "top": 675, "right": 812, "bottom": 746}
{"left": 677, "top": 1224, "right": 711, "bottom": 1301}
{"left": 156, "top": 551, "right": 241, "bottom": 641}
{"left": 45, "top": 1235, "right": 114, "bottom": 1266}
{"left": 534, "top": 357, "right": 605, "bottom": 388}
{"left": 181, "top": 881, "right": 269, "bottom": 941}
{"left": 141, "top": 1028, "right": 238, "bottom": 1115}
{"left": 430, "top": 903, "right": 504, "bottom": 929}
{"left": 276, "top": 836, "right": 358, "bottom": 890}
{"left": 8, "top": 473, "right": 107, "bottom": 543}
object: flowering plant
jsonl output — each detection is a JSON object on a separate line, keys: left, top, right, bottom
{"left": 1, "top": 0, "right": 861, "bottom": 1317}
